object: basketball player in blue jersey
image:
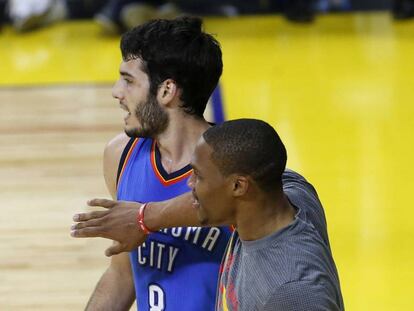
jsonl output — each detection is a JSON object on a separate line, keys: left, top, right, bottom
{"left": 81, "top": 16, "right": 232, "bottom": 310}
{"left": 73, "top": 119, "right": 344, "bottom": 310}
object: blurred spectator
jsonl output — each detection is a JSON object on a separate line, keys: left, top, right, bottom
{"left": 284, "top": 0, "right": 316, "bottom": 23}
{"left": 1, "top": 0, "right": 238, "bottom": 33}
{"left": 316, "top": 0, "right": 351, "bottom": 12}
{"left": 174, "top": 0, "right": 238, "bottom": 17}
{"left": 1, "top": 0, "right": 403, "bottom": 33}
{"left": 95, "top": 0, "right": 182, "bottom": 35}
{"left": 8, "top": 0, "right": 67, "bottom": 31}
{"left": 5, "top": 0, "right": 107, "bottom": 32}
{"left": 94, "top": 0, "right": 239, "bottom": 35}
{"left": 0, "top": 0, "right": 6, "bottom": 28}
{"left": 393, "top": 0, "right": 414, "bottom": 19}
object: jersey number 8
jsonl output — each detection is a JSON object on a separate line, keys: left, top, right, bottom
{"left": 149, "top": 284, "right": 165, "bottom": 311}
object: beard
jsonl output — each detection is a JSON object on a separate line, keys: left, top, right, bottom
{"left": 125, "top": 92, "right": 169, "bottom": 138}
{"left": 195, "top": 203, "right": 210, "bottom": 226}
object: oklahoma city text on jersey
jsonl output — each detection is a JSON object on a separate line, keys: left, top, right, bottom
{"left": 136, "top": 226, "right": 222, "bottom": 272}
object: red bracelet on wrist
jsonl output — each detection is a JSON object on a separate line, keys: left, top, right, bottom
{"left": 137, "top": 203, "right": 154, "bottom": 235}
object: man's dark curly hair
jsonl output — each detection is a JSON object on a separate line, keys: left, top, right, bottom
{"left": 120, "top": 16, "right": 223, "bottom": 118}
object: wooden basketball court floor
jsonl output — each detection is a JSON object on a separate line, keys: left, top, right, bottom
{"left": 1, "top": 13, "right": 413, "bottom": 310}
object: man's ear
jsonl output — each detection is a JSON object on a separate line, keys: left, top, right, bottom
{"left": 231, "top": 175, "right": 249, "bottom": 197}
{"left": 157, "top": 79, "right": 178, "bottom": 106}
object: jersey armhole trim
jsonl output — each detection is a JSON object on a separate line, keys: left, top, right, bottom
{"left": 116, "top": 137, "right": 139, "bottom": 190}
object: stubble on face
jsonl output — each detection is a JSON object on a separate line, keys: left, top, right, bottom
{"left": 125, "top": 92, "right": 169, "bottom": 138}
{"left": 194, "top": 201, "right": 211, "bottom": 226}
{"left": 191, "top": 140, "right": 232, "bottom": 226}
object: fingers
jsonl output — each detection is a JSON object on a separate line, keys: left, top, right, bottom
{"left": 105, "top": 241, "right": 125, "bottom": 257}
{"left": 70, "top": 226, "right": 105, "bottom": 238}
{"left": 87, "top": 198, "right": 116, "bottom": 208}
{"left": 71, "top": 218, "right": 102, "bottom": 230}
{"left": 72, "top": 198, "right": 114, "bottom": 222}
{"left": 73, "top": 210, "right": 109, "bottom": 222}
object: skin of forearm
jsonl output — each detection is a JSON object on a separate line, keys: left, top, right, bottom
{"left": 144, "top": 192, "right": 229, "bottom": 231}
{"left": 145, "top": 192, "right": 201, "bottom": 231}
{"left": 85, "top": 265, "right": 135, "bottom": 311}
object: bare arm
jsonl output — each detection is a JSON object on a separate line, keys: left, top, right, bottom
{"left": 72, "top": 170, "right": 299, "bottom": 249}
{"left": 86, "top": 252, "right": 135, "bottom": 311}
{"left": 145, "top": 191, "right": 201, "bottom": 230}
{"left": 84, "top": 133, "right": 135, "bottom": 311}
{"left": 71, "top": 191, "right": 203, "bottom": 256}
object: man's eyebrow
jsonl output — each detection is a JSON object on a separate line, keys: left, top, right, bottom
{"left": 120, "top": 71, "right": 135, "bottom": 78}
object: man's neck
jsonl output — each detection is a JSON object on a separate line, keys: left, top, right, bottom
{"left": 235, "top": 192, "right": 296, "bottom": 241}
{"left": 156, "top": 115, "right": 210, "bottom": 173}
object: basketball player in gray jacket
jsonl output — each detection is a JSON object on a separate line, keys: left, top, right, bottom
{"left": 72, "top": 118, "right": 344, "bottom": 310}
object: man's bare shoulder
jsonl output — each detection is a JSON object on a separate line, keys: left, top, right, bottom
{"left": 103, "top": 133, "right": 131, "bottom": 198}
{"left": 105, "top": 132, "right": 131, "bottom": 157}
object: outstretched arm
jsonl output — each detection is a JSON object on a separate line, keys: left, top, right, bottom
{"left": 71, "top": 191, "right": 201, "bottom": 256}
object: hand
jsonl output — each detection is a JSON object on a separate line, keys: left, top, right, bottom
{"left": 71, "top": 198, "right": 147, "bottom": 257}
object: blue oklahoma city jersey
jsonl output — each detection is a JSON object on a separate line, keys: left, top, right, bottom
{"left": 117, "top": 137, "right": 232, "bottom": 311}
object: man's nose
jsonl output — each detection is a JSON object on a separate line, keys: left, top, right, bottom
{"left": 112, "top": 80, "right": 123, "bottom": 100}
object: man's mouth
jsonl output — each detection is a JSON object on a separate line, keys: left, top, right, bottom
{"left": 120, "top": 104, "right": 131, "bottom": 120}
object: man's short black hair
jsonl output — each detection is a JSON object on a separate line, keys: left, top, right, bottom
{"left": 120, "top": 16, "right": 222, "bottom": 118}
{"left": 203, "top": 119, "right": 287, "bottom": 193}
